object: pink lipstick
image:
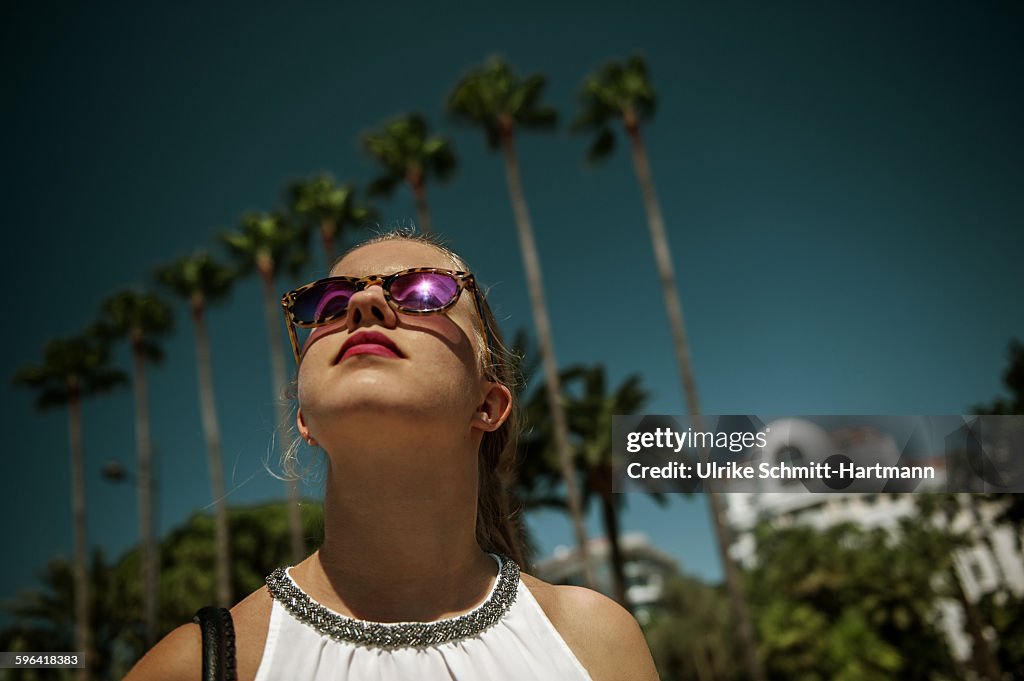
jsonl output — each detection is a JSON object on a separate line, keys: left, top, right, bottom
{"left": 336, "top": 331, "right": 404, "bottom": 364}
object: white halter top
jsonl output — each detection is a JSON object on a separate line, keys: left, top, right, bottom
{"left": 253, "top": 554, "right": 593, "bottom": 680}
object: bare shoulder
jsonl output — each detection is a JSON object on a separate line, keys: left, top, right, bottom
{"left": 121, "top": 620, "right": 201, "bottom": 681}
{"left": 520, "top": 572, "right": 660, "bottom": 681}
{"left": 229, "top": 585, "right": 274, "bottom": 681}
{"left": 122, "top": 586, "right": 274, "bottom": 681}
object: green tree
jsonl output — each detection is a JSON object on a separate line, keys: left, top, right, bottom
{"left": 977, "top": 589, "right": 1024, "bottom": 679}
{"left": 448, "top": 56, "right": 595, "bottom": 587}
{"left": 0, "top": 550, "right": 134, "bottom": 681}
{"left": 98, "top": 289, "right": 173, "bottom": 648}
{"left": 644, "top": 574, "right": 739, "bottom": 681}
{"left": 362, "top": 113, "right": 456, "bottom": 235}
{"left": 573, "top": 54, "right": 763, "bottom": 681}
{"left": 155, "top": 252, "right": 237, "bottom": 608}
{"left": 152, "top": 501, "right": 323, "bottom": 631}
{"left": 521, "top": 365, "right": 662, "bottom": 608}
{"left": 748, "top": 520, "right": 960, "bottom": 680}
{"left": 287, "top": 174, "right": 377, "bottom": 265}
{"left": 222, "top": 211, "right": 310, "bottom": 565}
{"left": 12, "top": 330, "right": 126, "bottom": 680}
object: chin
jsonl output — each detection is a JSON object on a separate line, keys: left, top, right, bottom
{"left": 311, "top": 391, "right": 454, "bottom": 426}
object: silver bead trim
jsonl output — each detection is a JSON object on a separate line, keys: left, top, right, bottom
{"left": 265, "top": 555, "right": 520, "bottom": 649}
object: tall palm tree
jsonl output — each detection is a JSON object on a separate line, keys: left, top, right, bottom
{"left": 13, "top": 329, "right": 126, "bottom": 680}
{"left": 222, "top": 211, "right": 309, "bottom": 565}
{"left": 573, "top": 54, "right": 764, "bottom": 681}
{"left": 287, "top": 174, "right": 377, "bottom": 266}
{"left": 448, "top": 56, "right": 594, "bottom": 588}
{"left": 522, "top": 365, "right": 661, "bottom": 608}
{"left": 361, "top": 113, "right": 457, "bottom": 235}
{"left": 98, "top": 290, "right": 173, "bottom": 648}
{"left": 156, "top": 252, "right": 236, "bottom": 608}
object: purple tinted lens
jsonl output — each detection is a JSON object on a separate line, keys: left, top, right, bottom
{"left": 389, "top": 272, "right": 459, "bottom": 311}
{"left": 295, "top": 280, "right": 357, "bottom": 323}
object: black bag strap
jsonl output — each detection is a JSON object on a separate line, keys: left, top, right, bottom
{"left": 193, "top": 606, "right": 238, "bottom": 681}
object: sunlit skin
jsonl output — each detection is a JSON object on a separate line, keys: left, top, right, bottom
{"left": 292, "top": 240, "right": 513, "bottom": 623}
{"left": 123, "top": 239, "right": 660, "bottom": 681}
{"left": 297, "top": 242, "right": 497, "bottom": 464}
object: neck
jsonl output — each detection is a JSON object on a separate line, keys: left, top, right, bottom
{"left": 299, "top": 434, "right": 498, "bottom": 623}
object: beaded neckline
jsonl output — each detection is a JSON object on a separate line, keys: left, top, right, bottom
{"left": 264, "top": 554, "right": 520, "bottom": 649}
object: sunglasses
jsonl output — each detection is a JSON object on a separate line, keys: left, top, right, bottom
{"left": 280, "top": 267, "right": 497, "bottom": 373}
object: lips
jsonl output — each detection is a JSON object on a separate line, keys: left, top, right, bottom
{"left": 336, "top": 331, "right": 405, "bottom": 364}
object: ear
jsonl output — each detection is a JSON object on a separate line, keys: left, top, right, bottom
{"left": 296, "top": 407, "right": 318, "bottom": 447}
{"left": 472, "top": 381, "right": 513, "bottom": 433}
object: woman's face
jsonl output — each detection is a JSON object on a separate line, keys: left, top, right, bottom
{"left": 296, "top": 240, "right": 491, "bottom": 445}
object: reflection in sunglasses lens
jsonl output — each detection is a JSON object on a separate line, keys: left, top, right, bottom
{"left": 297, "top": 280, "right": 356, "bottom": 322}
{"left": 390, "top": 273, "right": 459, "bottom": 311}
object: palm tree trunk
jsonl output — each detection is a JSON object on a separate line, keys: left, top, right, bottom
{"left": 498, "top": 128, "right": 594, "bottom": 589}
{"left": 132, "top": 343, "right": 158, "bottom": 648}
{"left": 624, "top": 117, "right": 764, "bottom": 681}
{"left": 623, "top": 116, "right": 699, "bottom": 423}
{"left": 67, "top": 386, "right": 93, "bottom": 681}
{"left": 192, "top": 301, "right": 232, "bottom": 607}
{"left": 260, "top": 271, "right": 305, "bottom": 565}
{"left": 706, "top": 490, "right": 761, "bottom": 680}
{"left": 410, "top": 174, "right": 433, "bottom": 235}
{"left": 599, "top": 485, "right": 630, "bottom": 609}
{"left": 320, "top": 220, "right": 337, "bottom": 267}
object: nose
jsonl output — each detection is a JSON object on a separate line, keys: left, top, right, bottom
{"left": 345, "top": 281, "right": 398, "bottom": 332}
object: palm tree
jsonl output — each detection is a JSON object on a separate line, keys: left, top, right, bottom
{"left": 522, "top": 365, "right": 660, "bottom": 608}
{"left": 448, "top": 56, "right": 594, "bottom": 588}
{"left": 572, "top": 55, "right": 699, "bottom": 424}
{"left": 222, "top": 211, "right": 309, "bottom": 565}
{"left": 574, "top": 54, "right": 764, "bottom": 680}
{"left": 156, "top": 252, "right": 237, "bottom": 608}
{"left": 98, "top": 289, "right": 173, "bottom": 648}
{"left": 361, "top": 113, "right": 456, "bottom": 235}
{"left": 13, "top": 329, "right": 126, "bottom": 680}
{"left": 287, "top": 174, "right": 377, "bottom": 265}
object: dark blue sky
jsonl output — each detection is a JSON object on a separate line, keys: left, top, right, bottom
{"left": 2, "top": 0, "right": 1021, "bottom": 616}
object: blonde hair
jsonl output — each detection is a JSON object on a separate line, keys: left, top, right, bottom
{"left": 284, "top": 228, "right": 530, "bottom": 567}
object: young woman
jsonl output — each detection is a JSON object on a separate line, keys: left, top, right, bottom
{"left": 125, "top": 232, "right": 660, "bottom": 681}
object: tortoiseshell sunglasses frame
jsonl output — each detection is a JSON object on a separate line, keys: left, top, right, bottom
{"left": 280, "top": 267, "right": 497, "bottom": 375}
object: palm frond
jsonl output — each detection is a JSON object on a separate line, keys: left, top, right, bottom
{"left": 221, "top": 211, "right": 309, "bottom": 282}
{"left": 99, "top": 289, "right": 174, "bottom": 346}
{"left": 14, "top": 331, "right": 126, "bottom": 409}
{"left": 367, "top": 175, "right": 401, "bottom": 198}
{"left": 447, "top": 56, "right": 559, "bottom": 148}
{"left": 573, "top": 53, "right": 658, "bottom": 152}
{"left": 362, "top": 113, "right": 458, "bottom": 190}
{"left": 586, "top": 127, "right": 617, "bottom": 165}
